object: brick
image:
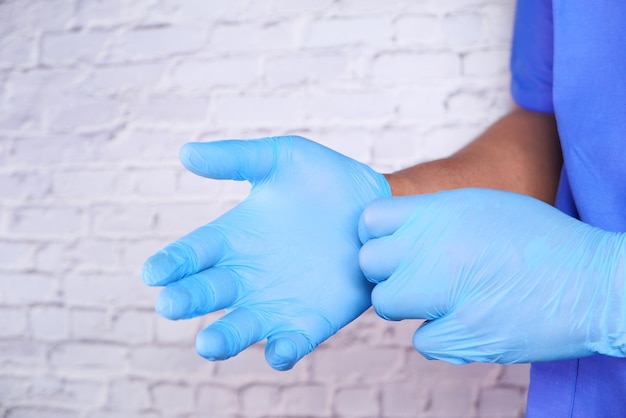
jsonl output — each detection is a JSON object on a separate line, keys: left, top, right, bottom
{"left": 110, "top": 310, "right": 154, "bottom": 344}
{"left": 428, "top": 382, "right": 477, "bottom": 417}
{"left": 335, "top": 0, "right": 404, "bottom": 14}
{"left": 0, "top": 32, "right": 37, "bottom": 69}
{"left": 0, "top": 339, "right": 46, "bottom": 369}
{"left": 445, "top": 89, "right": 499, "bottom": 122}
{"left": 130, "top": 95, "right": 208, "bottom": 124}
{"left": 88, "top": 412, "right": 161, "bottom": 418}
{"left": 0, "top": 171, "right": 51, "bottom": 200}
{"left": 483, "top": 4, "right": 517, "bottom": 45}
{"left": 171, "top": 57, "right": 259, "bottom": 90}
{"left": 35, "top": 242, "right": 76, "bottom": 273}
{"left": 395, "top": 15, "right": 442, "bottom": 46}
{"left": 477, "top": 387, "right": 526, "bottom": 418}
{"left": 154, "top": 315, "right": 200, "bottom": 344}
{"left": 0, "top": 70, "right": 68, "bottom": 131}
{"left": 9, "top": 134, "right": 94, "bottom": 166}
{"left": 0, "top": 376, "right": 29, "bottom": 402}
{"left": 112, "top": 26, "right": 206, "bottom": 61}
{"left": 70, "top": 308, "right": 108, "bottom": 340}
{"left": 28, "top": 376, "right": 104, "bottom": 408}
{"left": 5, "top": 407, "right": 79, "bottom": 418}
{"left": 406, "top": 352, "right": 500, "bottom": 385}
{"left": 381, "top": 382, "right": 428, "bottom": 418}
{"left": 310, "top": 131, "right": 372, "bottom": 163}
{"left": 372, "top": 129, "right": 422, "bottom": 168}
{"left": 303, "top": 18, "right": 392, "bottom": 48}
{"left": 306, "top": 91, "right": 395, "bottom": 124}
{"left": 80, "top": 63, "right": 166, "bottom": 95}
{"left": 269, "top": 0, "right": 335, "bottom": 14}
{"left": 0, "top": 240, "right": 36, "bottom": 269}
{"left": 128, "top": 168, "right": 178, "bottom": 197}
{"left": 76, "top": 0, "right": 156, "bottom": 27}
{"left": 91, "top": 204, "right": 155, "bottom": 236}
{"left": 463, "top": 48, "right": 510, "bottom": 77}
{"left": 443, "top": 12, "right": 484, "bottom": 46}
{"left": 0, "top": 273, "right": 60, "bottom": 305}
{"left": 396, "top": 86, "right": 447, "bottom": 125}
{"left": 209, "top": 22, "right": 296, "bottom": 53}
{"left": 371, "top": 51, "right": 460, "bottom": 84}
{"left": 52, "top": 170, "right": 125, "bottom": 199}
{"left": 177, "top": 170, "right": 250, "bottom": 200}
{"left": 64, "top": 273, "right": 158, "bottom": 309}
{"left": 47, "top": 95, "right": 123, "bottom": 133}
{"left": 27, "top": 0, "right": 74, "bottom": 31}
{"left": 41, "top": 31, "right": 110, "bottom": 65}
{"left": 334, "top": 387, "right": 379, "bottom": 418}
{"left": 154, "top": 202, "right": 232, "bottom": 237}
{"left": 215, "top": 344, "right": 304, "bottom": 383}
{"left": 73, "top": 238, "right": 123, "bottom": 270}
{"left": 159, "top": 0, "right": 248, "bottom": 21}
{"left": 31, "top": 306, "right": 69, "bottom": 341}
{"left": 197, "top": 384, "right": 240, "bottom": 416}
{"left": 106, "top": 378, "right": 151, "bottom": 411}
{"left": 0, "top": 307, "right": 27, "bottom": 337}
{"left": 212, "top": 93, "right": 302, "bottom": 127}
{"left": 50, "top": 342, "right": 127, "bottom": 370}
{"left": 311, "top": 346, "right": 401, "bottom": 384}
{"left": 265, "top": 53, "right": 348, "bottom": 87}
{"left": 151, "top": 382, "right": 193, "bottom": 415}
{"left": 10, "top": 206, "right": 83, "bottom": 236}
{"left": 240, "top": 384, "right": 281, "bottom": 418}
{"left": 92, "top": 128, "right": 181, "bottom": 164}
{"left": 420, "top": 124, "right": 485, "bottom": 161}
{"left": 129, "top": 346, "right": 214, "bottom": 375}
{"left": 283, "top": 384, "right": 329, "bottom": 417}
{"left": 119, "top": 238, "right": 168, "bottom": 272}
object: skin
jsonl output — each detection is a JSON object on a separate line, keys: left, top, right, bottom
{"left": 385, "top": 105, "right": 563, "bottom": 203}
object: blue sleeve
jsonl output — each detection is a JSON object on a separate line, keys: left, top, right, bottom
{"left": 510, "top": 0, "right": 554, "bottom": 113}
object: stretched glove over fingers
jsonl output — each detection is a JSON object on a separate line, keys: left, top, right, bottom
{"left": 142, "top": 136, "right": 390, "bottom": 370}
{"left": 359, "top": 189, "right": 626, "bottom": 364}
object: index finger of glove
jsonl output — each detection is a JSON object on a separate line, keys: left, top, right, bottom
{"left": 179, "top": 138, "right": 280, "bottom": 183}
{"left": 141, "top": 224, "right": 227, "bottom": 286}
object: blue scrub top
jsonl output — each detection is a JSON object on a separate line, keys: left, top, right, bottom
{"left": 510, "top": 0, "right": 626, "bottom": 416}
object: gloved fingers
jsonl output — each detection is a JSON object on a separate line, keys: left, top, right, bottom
{"left": 179, "top": 138, "right": 279, "bottom": 183}
{"left": 412, "top": 319, "right": 470, "bottom": 364}
{"left": 195, "top": 307, "right": 265, "bottom": 361}
{"left": 155, "top": 267, "right": 241, "bottom": 320}
{"left": 358, "top": 195, "right": 423, "bottom": 244}
{"left": 359, "top": 236, "right": 404, "bottom": 283}
{"left": 141, "top": 224, "right": 227, "bottom": 286}
{"left": 265, "top": 331, "right": 314, "bottom": 371}
{"left": 370, "top": 266, "right": 448, "bottom": 321}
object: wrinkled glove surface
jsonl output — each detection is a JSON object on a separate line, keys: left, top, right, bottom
{"left": 359, "top": 188, "right": 626, "bottom": 364}
{"left": 142, "top": 136, "right": 390, "bottom": 370}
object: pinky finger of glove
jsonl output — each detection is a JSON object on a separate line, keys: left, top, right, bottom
{"left": 265, "top": 331, "right": 314, "bottom": 371}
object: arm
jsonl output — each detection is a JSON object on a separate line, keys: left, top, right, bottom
{"left": 386, "top": 106, "right": 562, "bottom": 204}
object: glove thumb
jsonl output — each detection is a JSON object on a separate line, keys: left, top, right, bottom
{"left": 179, "top": 138, "right": 279, "bottom": 183}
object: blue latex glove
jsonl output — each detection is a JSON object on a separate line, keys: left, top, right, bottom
{"left": 142, "top": 136, "right": 390, "bottom": 370}
{"left": 358, "top": 188, "right": 626, "bottom": 364}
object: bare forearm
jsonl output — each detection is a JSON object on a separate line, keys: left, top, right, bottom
{"left": 385, "top": 106, "right": 562, "bottom": 204}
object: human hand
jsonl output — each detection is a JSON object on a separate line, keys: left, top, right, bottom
{"left": 358, "top": 188, "right": 626, "bottom": 364}
{"left": 142, "top": 136, "right": 390, "bottom": 370}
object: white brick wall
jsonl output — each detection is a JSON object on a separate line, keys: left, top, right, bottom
{"left": 0, "top": 0, "right": 528, "bottom": 417}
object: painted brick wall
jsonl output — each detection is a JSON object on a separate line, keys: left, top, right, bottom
{"left": 0, "top": 0, "right": 529, "bottom": 417}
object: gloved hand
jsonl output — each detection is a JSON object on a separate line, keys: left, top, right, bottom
{"left": 142, "top": 136, "right": 390, "bottom": 370}
{"left": 358, "top": 188, "right": 626, "bottom": 364}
